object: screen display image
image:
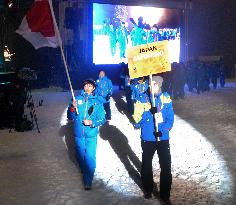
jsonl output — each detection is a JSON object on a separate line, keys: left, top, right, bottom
{"left": 93, "top": 3, "right": 182, "bottom": 65}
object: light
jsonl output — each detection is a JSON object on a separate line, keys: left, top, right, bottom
{"left": 3, "top": 45, "right": 15, "bottom": 61}
{"left": 129, "top": 6, "right": 164, "bottom": 26}
{"left": 8, "top": 0, "right": 13, "bottom": 8}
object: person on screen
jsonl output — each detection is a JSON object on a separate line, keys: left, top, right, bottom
{"left": 145, "top": 24, "right": 158, "bottom": 44}
{"left": 103, "top": 21, "right": 117, "bottom": 57}
{"left": 170, "top": 28, "right": 177, "bottom": 40}
{"left": 130, "top": 26, "right": 137, "bottom": 46}
{"left": 67, "top": 79, "right": 106, "bottom": 190}
{"left": 129, "top": 17, "right": 146, "bottom": 46}
{"left": 117, "top": 22, "right": 128, "bottom": 59}
{"left": 146, "top": 24, "right": 158, "bottom": 43}
{"left": 138, "top": 16, "right": 145, "bottom": 28}
{"left": 95, "top": 70, "right": 113, "bottom": 121}
{"left": 133, "top": 76, "right": 174, "bottom": 205}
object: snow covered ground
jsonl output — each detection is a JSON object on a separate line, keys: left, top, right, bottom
{"left": 0, "top": 79, "right": 236, "bottom": 205}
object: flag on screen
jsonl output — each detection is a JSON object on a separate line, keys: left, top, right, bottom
{"left": 16, "top": 0, "right": 59, "bottom": 49}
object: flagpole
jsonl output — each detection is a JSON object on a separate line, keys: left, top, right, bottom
{"left": 48, "top": 0, "right": 77, "bottom": 104}
{"left": 149, "top": 74, "right": 160, "bottom": 141}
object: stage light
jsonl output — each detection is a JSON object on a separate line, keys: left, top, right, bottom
{"left": 4, "top": 45, "right": 15, "bottom": 62}
{"left": 129, "top": 6, "right": 164, "bottom": 26}
{"left": 8, "top": 0, "right": 13, "bottom": 8}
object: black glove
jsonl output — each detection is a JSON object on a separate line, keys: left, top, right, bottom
{"left": 133, "top": 123, "right": 141, "bottom": 129}
{"left": 150, "top": 107, "right": 157, "bottom": 114}
{"left": 106, "top": 94, "right": 111, "bottom": 101}
{"left": 153, "top": 131, "right": 162, "bottom": 138}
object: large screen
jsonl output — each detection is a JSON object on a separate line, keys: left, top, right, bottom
{"left": 93, "top": 3, "right": 182, "bottom": 65}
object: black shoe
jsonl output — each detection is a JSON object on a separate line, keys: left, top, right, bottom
{"left": 144, "top": 192, "right": 152, "bottom": 199}
{"left": 84, "top": 185, "right": 91, "bottom": 191}
{"left": 152, "top": 187, "right": 159, "bottom": 198}
{"left": 160, "top": 197, "right": 172, "bottom": 205}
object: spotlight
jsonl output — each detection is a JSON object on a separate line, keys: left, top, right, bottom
{"left": 4, "top": 45, "right": 15, "bottom": 62}
{"left": 8, "top": 0, "right": 13, "bottom": 8}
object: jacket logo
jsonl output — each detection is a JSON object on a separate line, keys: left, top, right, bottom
{"left": 77, "top": 100, "right": 83, "bottom": 105}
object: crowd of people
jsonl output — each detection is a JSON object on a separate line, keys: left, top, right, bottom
{"left": 66, "top": 59, "right": 227, "bottom": 205}
{"left": 67, "top": 69, "right": 175, "bottom": 205}
{"left": 120, "top": 59, "right": 226, "bottom": 104}
{"left": 163, "top": 59, "right": 226, "bottom": 100}
{"left": 102, "top": 16, "right": 180, "bottom": 59}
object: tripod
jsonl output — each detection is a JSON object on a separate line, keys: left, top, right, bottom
{"left": 25, "top": 82, "right": 40, "bottom": 133}
{"left": 8, "top": 68, "right": 42, "bottom": 133}
{"left": 8, "top": 81, "right": 40, "bottom": 133}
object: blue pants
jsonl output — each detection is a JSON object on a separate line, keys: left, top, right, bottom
{"left": 103, "top": 102, "right": 111, "bottom": 120}
{"left": 75, "top": 136, "right": 97, "bottom": 186}
{"left": 125, "top": 86, "right": 134, "bottom": 114}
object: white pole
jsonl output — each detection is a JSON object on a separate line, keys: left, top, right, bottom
{"left": 149, "top": 75, "right": 160, "bottom": 141}
{"left": 48, "top": 0, "right": 78, "bottom": 113}
{"left": 149, "top": 75, "right": 155, "bottom": 107}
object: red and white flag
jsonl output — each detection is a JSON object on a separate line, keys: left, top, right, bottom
{"left": 16, "top": 0, "right": 59, "bottom": 49}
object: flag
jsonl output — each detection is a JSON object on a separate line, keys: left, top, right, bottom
{"left": 16, "top": 0, "right": 59, "bottom": 49}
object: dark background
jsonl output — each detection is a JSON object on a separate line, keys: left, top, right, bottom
{"left": 0, "top": 0, "right": 235, "bottom": 89}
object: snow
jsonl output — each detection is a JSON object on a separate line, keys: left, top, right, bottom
{"left": 0, "top": 79, "right": 236, "bottom": 205}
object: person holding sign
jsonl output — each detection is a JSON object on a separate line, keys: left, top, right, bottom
{"left": 133, "top": 75, "right": 174, "bottom": 204}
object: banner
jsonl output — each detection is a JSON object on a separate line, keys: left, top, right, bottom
{"left": 127, "top": 40, "right": 171, "bottom": 79}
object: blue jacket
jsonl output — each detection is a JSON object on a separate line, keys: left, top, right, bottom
{"left": 138, "top": 92, "right": 174, "bottom": 141}
{"left": 67, "top": 91, "right": 106, "bottom": 138}
{"left": 95, "top": 76, "right": 113, "bottom": 103}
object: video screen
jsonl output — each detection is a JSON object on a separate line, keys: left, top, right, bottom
{"left": 93, "top": 3, "right": 182, "bottom": 65}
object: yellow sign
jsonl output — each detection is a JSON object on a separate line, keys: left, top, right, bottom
{"left": 127, "top": 40, "right": 171, "bottom": 79}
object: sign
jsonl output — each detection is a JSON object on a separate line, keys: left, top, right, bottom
{"left": 127, "top": 40, "right": 171, "bottom": 79}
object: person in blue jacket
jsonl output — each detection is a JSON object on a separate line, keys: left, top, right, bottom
{"left": 67, "top": 79, "right": 106, "bottom": 190}
{"left": 134, "top": 75, "right": 174, "bottom": 204}
{"left": 95, "top": 70, "right": 113, "bottom": 121}
{"left": 132, "top": 76, "right": 150, "bottom": 103}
